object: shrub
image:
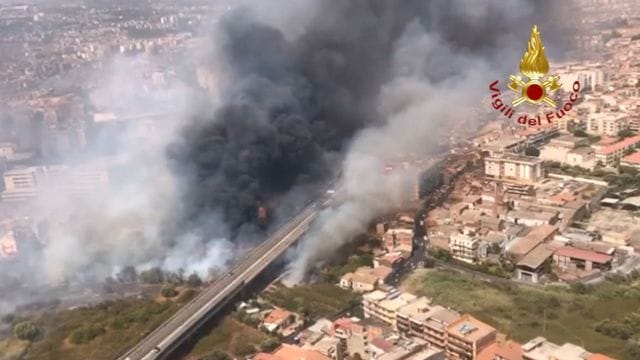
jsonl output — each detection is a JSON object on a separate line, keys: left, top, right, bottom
{"left": 201, "top": 351, "right": 232, "bottom": 360}
{"left": 234, "top": 342, "right": 256, "bottom": 356}
{"left": 187, "top": 273, "right": 203, "bottom": 287}
{"left": 260, "top": 338, "right": 281, "bottom": 352}
{"left": 2, "top": 313, "right": 15, "bottom": 324}
{"left": 161, "top": 285, "right": 179, "bottom": 298}
{"left": 68, "top": 324, "right": 105, "bottom": 344}
{"left": 570, "top": 282, "right": 590, "bottom": 294}
{"left": 595, "top": 319, "right": 633, "bottom": 340}
{"left": 139, "top": 267, "right": 164, "bottom": 284}
{"left": 13, "top": 321, "right": 39, "bottom": 341}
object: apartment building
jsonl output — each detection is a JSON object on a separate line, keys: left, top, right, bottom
{"left": 446, "top": 315, "right": 497, "bottom": 360}
{"left": 556, "top": 64, "right": 605, "bottom": 93}
{"left": 593, "top": 135, "right": 640, "bottom": 166}
{"left": 396, "top": 300, "right": 461, "bottom": 351}
{"left": 396, "top": 297, "right": 433, "bottom": 339}
{"left": 362, "top": 290, "right": 416, "bottom": 327}
{"left": 484, "top": 154, "right": 544, "bottom": 182}
{"left": 587, "top": 112, "right": 629, "bottom": 136}
{"left": 383, "top": 228, "right": 414, "bottom": 254}
{"left": 449, "top": 233, "right": 486, "bottom": 264}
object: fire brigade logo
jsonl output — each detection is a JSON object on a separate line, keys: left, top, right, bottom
{"left": 507, "top": 25, "right": 561, "bottom": 107}
{"left": 488, "top": 25, "right": 581, "bottom": 126}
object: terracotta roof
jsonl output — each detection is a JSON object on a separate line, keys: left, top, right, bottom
{"left": 597, "top": 136, "right": 618, "bottom": 145}
{"left": 477, "top": 340, "right": 523, "bottom": 360}
{"left": 621, "top": 151, "right": 640, "bottom": 164}
{"left": 598, "top": 135, "right": 640, "bottom": 155}
{"left": 555, "top": 246, "right": 613, "bottom": 264}
{"left": 370, "top": 337, "right": 395, "bottom": 352}
{"left": 264, "top": 308, "right": 293, "bottom": 325}
{"left": 517, "top": 244, "right": 556, "bottom": 270}
{"left": 272, "top": 344, "right": 331, "bottom": 360}
{"left": 508, "top": 225, "right": 557, "bottom": 258}
{"left": 589, "top": 353, "right": 616, "bottom": 360}
{"left": 255, "top": 353, "right": 282, "bottom": 360}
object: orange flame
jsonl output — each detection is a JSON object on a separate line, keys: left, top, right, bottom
{"left": 519, "top": 25, "right": 549, "bottom": 79}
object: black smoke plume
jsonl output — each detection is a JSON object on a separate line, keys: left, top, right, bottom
{"left": 169, "top": 0, "right": 572, "bottom": 239}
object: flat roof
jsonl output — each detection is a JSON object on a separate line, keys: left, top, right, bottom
{"left": 397, "top": 297, "right": 432, "bottom": 321}
{"left": 363, "top": 290, "right": 388, "bottom": 301}
{"left": 447, "top": 315, "right": 495, "bottom": 342}
{"left": 3, "top": 167, "right": 37, "bottom": 176}
{"left": 568, "top": 147, "right": 594, "bottom": 155}
{"left": 486, "top": 153, "right": 543, "bottom": 165}
{"left": 426, "top": 305, "right": 461, "bottom": 326}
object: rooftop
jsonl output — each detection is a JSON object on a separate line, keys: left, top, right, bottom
{"left": 268, "top": 344, "right": 331, "bottom": 360}
{"left": 508, "top": 225, "right": 558, "bottom": 257}
{"left": 363, "top": 290, "right": 388, "bottom": 302}
{"left": 568, "top": 146, "right": 595, "bottom": 155}
{"left": 621, "top": 151, "right": 640, "bottom": 164}
{"left": 555, "top": 246, "right": 613, "bottom": 264}
{"left": 477, "top": 339, "right": 523, "bottom": 360}
{"left": 447, "top": 314, "right": 496, "bottom": 343}
{"left": 424, "top": 305, "right": 461, "bottom": 327}
{"left": 598, "top": 135, "right": 640, "bottom": 155}
{"left": 486, "top": 153, "right": 543, "bottom": 165}
{"left": 263, "top": 308, "right": 294, "bottom": 325}
{"left": 397, "top": 297, "right": 432, "bottom": 321}
{"left": 517, "top": 243, "right": 557, "bottom": 270}
{"left": 380, "top": 293, "right": 417, "bottom": 312}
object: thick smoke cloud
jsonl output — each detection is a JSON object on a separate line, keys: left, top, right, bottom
{"left": 2, "top": 0, "right": 576, "bottom": 314}
{"left": 167, "top": 0, "right": 573, "bottom": 281}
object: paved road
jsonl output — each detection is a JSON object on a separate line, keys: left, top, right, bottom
{"left": 117, "top": 198, "right": 327, "bottom": 360}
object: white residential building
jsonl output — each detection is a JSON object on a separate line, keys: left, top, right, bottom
{"left": 449, "top": 234, "right": 486, "bottom": 263}
{"left": 587, "top": 112, "right": 629, "bottom": 136}
{"left": 484, "top": 154, "right": 544, "bottom": 182}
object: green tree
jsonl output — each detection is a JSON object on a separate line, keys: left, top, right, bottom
{"left": 488, "top": 242, "right": 502, "bottom": 255}
{"left": 13, "top": 321, "right": 39, "bottom": 341}
{"left": 161, "top": 284, "right": 179, "bottom": 298}
{"left": 68, "top": 324, "right": 105, "bottom": 344}
{"left": 116, "top": 265, "right": 137, "bottom": 283}
{"left": 624, "top": 340, "right": 640, "bottom": 360}
{"left": 260, "top": 338, "right": 281, "bottom": 352}
{"left": 187, "top": 273, "right": 203, "bottom": 287}
{"left": 2, "top": 313, "right": 15, "bottom": 324}
{"left": 140, "top": 267, "right": 164, "bottom": 284}
{"left": 201, "top": 351, "right": 232, "bottom": 360}
{"left": 573, "top": 129, "right": 588, "bottom": 137}
{"left": 234, "top": 342, "right": 256, "bottom": 356}
{"left": 618, "top": 128, "right": 635, "bottom": 139}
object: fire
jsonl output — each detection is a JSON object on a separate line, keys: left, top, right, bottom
{"left": 519, "top": 25, "right": 549, "bottom": 80}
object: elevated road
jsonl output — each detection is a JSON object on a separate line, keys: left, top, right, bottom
{"left": 118, "top": 197, "right": 330, "bottom": 360}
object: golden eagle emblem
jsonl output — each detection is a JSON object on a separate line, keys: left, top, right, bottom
{"left": 508, "top": 25, "right": 561, "bottom": 107}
